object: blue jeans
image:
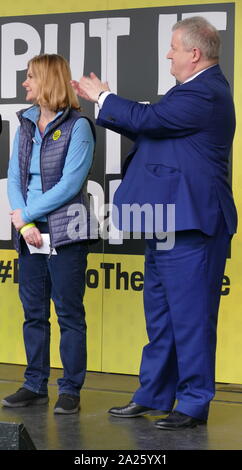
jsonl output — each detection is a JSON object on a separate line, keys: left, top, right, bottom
{"left": 18, "top": 237, "right": 88, "bottom": 397}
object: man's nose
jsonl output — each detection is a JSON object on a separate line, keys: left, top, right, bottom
{"left": 166, "top": 49, "right": 172, "bottom": 59}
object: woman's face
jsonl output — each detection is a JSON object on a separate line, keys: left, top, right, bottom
{"left": 22, "top": 65, "right": 39, "bottom": 102}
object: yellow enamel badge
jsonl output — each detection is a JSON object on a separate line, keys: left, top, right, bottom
{"left": 53, "top": 130, "right": 61, "bottom": 141}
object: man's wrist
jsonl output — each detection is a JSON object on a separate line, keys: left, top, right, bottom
{"left": 97, "top": 91, "right": 112, "bottom": 109}
{"left": 98, "top": 91, "right": 106, "bottom": 100}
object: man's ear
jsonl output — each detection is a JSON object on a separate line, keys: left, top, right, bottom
{"left": 192, "top": 47, "right": 201, "bottom": 63}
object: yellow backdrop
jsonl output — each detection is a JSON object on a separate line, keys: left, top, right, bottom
{"left": 0, "top": 0, "right": 241, "bottom": 384}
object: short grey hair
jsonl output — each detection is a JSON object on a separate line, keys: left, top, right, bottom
{"left": 172, "top": 16, "right": 221, "bottom": 60}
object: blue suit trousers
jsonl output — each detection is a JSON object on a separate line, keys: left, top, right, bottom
{"left": 133, "top": 211, "right": 231, "bottom": 420}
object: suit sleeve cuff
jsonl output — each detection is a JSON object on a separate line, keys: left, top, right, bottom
{"left": 98, "top": 91, "right": 113, "bottom": 109}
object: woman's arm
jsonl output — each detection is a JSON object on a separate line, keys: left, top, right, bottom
{"left": 7, "top": 127, "right": 27, "bottom": 211}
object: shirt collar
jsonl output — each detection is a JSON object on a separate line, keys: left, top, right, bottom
{"left": 22, "top": 105, "right": 63, "bottom": 125}
{"left": 182, "top": 64, "right": 218, "bottom": 84}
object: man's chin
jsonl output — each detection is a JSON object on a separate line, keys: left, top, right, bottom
{"left": 170, "top": 68, "right": 176, "bottom": 79}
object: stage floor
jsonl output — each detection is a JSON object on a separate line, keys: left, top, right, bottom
{"left": 0, "top": 363, "right": 242, "bottom": 450}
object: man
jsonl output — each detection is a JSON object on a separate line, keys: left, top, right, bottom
{"left": 72, "top": 17, "right": 237, "bottom": 429}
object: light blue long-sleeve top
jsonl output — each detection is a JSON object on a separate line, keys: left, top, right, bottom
{"left": 8, "top": 106, "right": 94, "bottom": 223}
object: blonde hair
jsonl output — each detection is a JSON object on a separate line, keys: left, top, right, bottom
{"left": 172, "top": 16, "right": 220, "bottom": 60}
{"left": 28, "top": 54, "right": 80, "bottom": 111}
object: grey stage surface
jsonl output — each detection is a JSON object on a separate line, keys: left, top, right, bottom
{"left": 0, "top": 363, "right": 241, "bottom": 451}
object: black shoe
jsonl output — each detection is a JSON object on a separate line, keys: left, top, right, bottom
{"left": 1, "top": 387, "right": 49, "bottom": 408}
{"left": 54, "top": 394, "right": 80, "bottom": 415}
{"left": 108, "top": 401, "right": 161, "bottom": 418}
{"left": 155, "top": 410, "right": 207, "bottom": 430}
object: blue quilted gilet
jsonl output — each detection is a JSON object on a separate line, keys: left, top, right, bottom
{"left": 13, "top": 106, "right": 96, "bottom": 252}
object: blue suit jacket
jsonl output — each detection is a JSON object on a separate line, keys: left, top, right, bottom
{"left": 97, "top": 65, "right": 237, "bottom": 235}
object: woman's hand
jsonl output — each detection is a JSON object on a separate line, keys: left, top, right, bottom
{"left": 22, "top": 227, "right": 43, "bottom": 248}
{"left": 10, "top": 209, "right": 26, "bottom": 231}
{"left": 10, "top": 209, "right": 43, "bottom": 247}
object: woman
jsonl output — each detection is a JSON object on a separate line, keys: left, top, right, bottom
{"left": 2, "top": 54, "right": 96, "bottom": 414}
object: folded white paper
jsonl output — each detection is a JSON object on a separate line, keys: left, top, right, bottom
{"left": 27, "top": 233, "right": 57, "bottom": 255}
